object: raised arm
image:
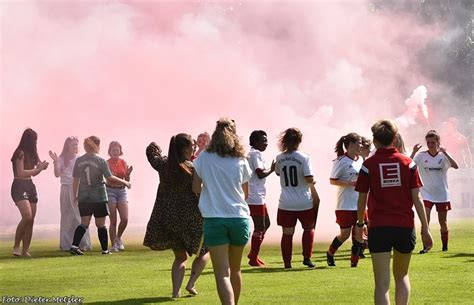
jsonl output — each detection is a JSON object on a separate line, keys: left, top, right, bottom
{"left": 146, "top": 142, "right": 167, "bottom": 173}
{"left": 440, "top": 147, "right": 459, "bottom": 169}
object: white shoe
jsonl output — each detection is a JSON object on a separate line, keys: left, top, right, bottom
{"left": 116, "top": 239, "right": 125, "bottom": 251}
{"left": 111, "top": 244, "right": 120, "bottom": 252}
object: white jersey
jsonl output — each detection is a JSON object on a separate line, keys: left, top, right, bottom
{"left": 330, "top": 154, "right": 362, "bottom": 210}
{"left": 193, "top": 151, "right": 251, "bottom": 218}
{"left": 413, "top": 151, "right": 451, "bottom": 202}
{"left": 247, "top": 148, "right": 267, "bottom": 205}
{"left": 275, "top": 151, "right": 314, "bottom": 211}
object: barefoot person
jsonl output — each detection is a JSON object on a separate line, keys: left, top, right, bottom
{"left": 193, "top": 118, "right": 252, "bottom": 305}
{"left": 246, "top": 130, "right": 275, "bottom": 267}
{"left": 106, "top": 141, "right": 133, "bottom": 252}
{"left": 11, "top": 128, "right": 49, "bottom": 257}
{"left": 70, "top": 136, "right": 131, "bottom": 255}
{"left": 144, "top": 134, "right": 209, "bottom": 298}
{"left": 50, "top": 136, "right": 91, "bottom": 251}
{"left": 355, "top": 120, "right": 433, "bottom": 305}
{"left": 411, "top": 130, "right": 459, "bottom": 253}
{"left": 275, "top": 128, "right": 320, "bottom": 269}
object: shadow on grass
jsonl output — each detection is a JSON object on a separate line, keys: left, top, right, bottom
{"left": 442, "top": 252, "right": 474, "bottom": 259}
{"left": 87, "top": 296, "right": 179, "bottom": 304}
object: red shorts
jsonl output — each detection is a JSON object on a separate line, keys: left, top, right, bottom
{"left": 248, "top": 204, "right": 268, "bottom": 217}
{"left": 335, "top": 210, "right": 357, "bottom": 228}
{"left": 423, "top": 200, "right": 451, "bottom": 212}
{"left": 277, "top": 208, "right": 315, "bottom": 229}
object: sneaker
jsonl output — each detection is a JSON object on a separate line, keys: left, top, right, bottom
{"left": 303, "top": 258, "right": 315, "bottom": 268}
{"left": 116, "top": 239, "right": 125, "bottom": 251}
{"left": 102, "top": 250, "right": 112, "bottom": 255}
{"left": 419, "top": 248, "right": 429, "bottom": 254}
{"left": 70, "top": 246, "right": 84, "bottom": 255}
{"left": 111, "top": 244, "right": 120, "bottom": 252}
{"left": 326, "top": 252, "right": 336, "bottom": 267}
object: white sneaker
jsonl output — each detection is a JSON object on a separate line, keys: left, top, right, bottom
{"left": 111, "top": 244, "right": 120, "bottom": 252}
{"left": 116, "top": 239, "right": 125, "bottom": 251}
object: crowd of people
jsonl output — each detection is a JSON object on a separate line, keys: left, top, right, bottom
{"left": 9, "top": 117, "right": 462, "bottom": 304}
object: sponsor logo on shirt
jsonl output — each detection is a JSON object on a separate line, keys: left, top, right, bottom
{"left": 379, "top": 163, "right": 401, "bottom": 187}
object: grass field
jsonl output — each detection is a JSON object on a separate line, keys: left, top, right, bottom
{"left": 1, "top": 220, "right": 473, "bottom": 304}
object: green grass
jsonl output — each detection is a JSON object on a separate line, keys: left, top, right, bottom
{"left": 1, "top": 220, "right": 473, "bottom": 304}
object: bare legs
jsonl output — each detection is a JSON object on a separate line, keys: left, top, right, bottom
{"left": 13, "top": 200, "right": 37, "bottom": 256}
{"left": 209, "top": 244, "right": 245, "bottom": 305}
{"left": 371, "top": 250, "right": 412, "bottom": 305}
{"left": 108, "top": 202, "right": 128, "bottom": 249}
{"left": 172, "top": 251, "right": 210, "bottom": 298}
{"left": 186, "top": 252, "right": 210, "bottom": 295}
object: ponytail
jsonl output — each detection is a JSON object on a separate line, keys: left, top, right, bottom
{"left": 335, "top": 136, "right": 345, "bottom": 157}
{"left": 334, "top": 133, "right": 361, "bottom": 157}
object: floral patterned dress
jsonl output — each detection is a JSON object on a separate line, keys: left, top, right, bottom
{"left": 143, "top": 143, "right": 206, "bottom": 256}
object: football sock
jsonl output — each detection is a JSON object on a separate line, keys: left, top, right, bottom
{"left": 302, "top": 229, "right": 314, "bottom": 259}
{"left": 98, "top": 226, "right": 109, "bottom": 251}
{"left": 281, "top": 234, "right": 293, "bottom": 268}
{"left": 328, "top": 236, "right": 343, "bottom": 256}
{"left": 72, "top": 224, "right": 87, "bottom": 247}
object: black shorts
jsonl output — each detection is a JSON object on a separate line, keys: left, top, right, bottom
{"left": 11, "top": 179, "right": 38, "bottom": 204}
{"left": 368, "top": 227, "right": 416, "bottom": 254}
{"left": 78, "top": 202, "right": 109, "bottom": 218}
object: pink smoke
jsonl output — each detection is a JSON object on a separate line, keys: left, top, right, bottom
{"left": 1, "top": 1, "right": 442, "bottom": 242}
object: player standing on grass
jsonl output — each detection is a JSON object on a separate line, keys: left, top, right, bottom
{"left": 326, "top": 132, "right": 364, "bottom": 267}
{"left": 411, "top": 130, "right": 458, "bottom": 253}
{"left": 246, "top": 130, "right": 275, "bottom": 267}
{"left": 275, "top": 128, "right": 320, "bottom": 269}
{"left": 70, "top": 136, "right": 131, "bottom": 255}
{"left": 355, "top": 120, "right": 432, "bottom": 305}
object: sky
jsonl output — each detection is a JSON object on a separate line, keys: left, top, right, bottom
{"left": 1, "top": 1, "right": 470, "bottom": 241}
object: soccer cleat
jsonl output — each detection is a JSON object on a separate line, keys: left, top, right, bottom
{"left": 351, "top": 263, "right": 358, "bottom": 268}
{"left": 303, "top": 258, "right": 315, "bottom": 268}
{"left": 284, "top": 264, "right": 292, "bottom": 269}
{"left": 419, "top": 248, "right": 429, "bottom": 254}
{"left": 102, "top": 250, "right": 112, "bottom": 255}
{"left": 326, "top": 252, "right": 336, "bottom": 267}
{"left": 248, "top": 257, "right": 265, "bottom": 267}
{"left": 69, "top": 246, "right": 84, "bottom": 256}
{"left": 442, "top": 246, "right": 448, "bottom": 252}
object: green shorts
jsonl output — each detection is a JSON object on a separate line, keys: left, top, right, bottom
{"left": 203, "top": 218, "right": 250, "bottom": 247}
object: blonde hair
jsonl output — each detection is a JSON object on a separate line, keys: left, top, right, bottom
{"left": 84, "top": 136, "right": 100, "bottom": 154}
{"left": 206, "top": 118, "right": 246, "bottom": 158}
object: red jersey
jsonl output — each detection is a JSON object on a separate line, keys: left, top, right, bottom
{"left": 355, "top": 147, "right": 422, "bottom": 228}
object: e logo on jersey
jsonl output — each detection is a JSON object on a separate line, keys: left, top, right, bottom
{"left": 379, "top": 163, "right": 401, "bottom": 187}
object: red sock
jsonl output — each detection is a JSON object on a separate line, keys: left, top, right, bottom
{"left": 328, "top": 236, "right": 343, "bottom": 256}
{"left": 441, "top": 230, "right": 449, "bottom": 248}
{"left": 302, "top": 229, "right": 314, "bottom": 259}
{"left": 248, "top": 231, "right": 264, "bottom": 259}
{"left": 281, "top": 234, "right": 293, "bottom": 267}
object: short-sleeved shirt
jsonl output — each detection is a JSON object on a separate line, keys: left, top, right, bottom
{"left": 355, "top": 147, "right": 422, "bottom": 228}
{"left": 58, "top": 156, "right": 76, "bottom": 185}
{"left": 247, "top": 148, "right": 267, "bottom": 205}
{"left": 275, "top": 151, "right": 314, "bottom": 211}
{"left": 413, "top": 151, "right": 451, "bottom": 202}
{"left": 73, "top": 153, "right": 112, "bottom": 203}
{"left": 193, "top": 151, "right": 251, "bottom": 218}
{"left": 330, "top": 154, "right": 363, "bottom": 210}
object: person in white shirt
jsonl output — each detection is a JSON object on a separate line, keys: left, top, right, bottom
{"left": 193, "top": 118, "right": 252, "bottom": 305}
{"left": 326, "top": 133, "right": 364, "bottom": 267}
{"left": 49, "top": 137, "right": 91, "bottom": 251}
{"left": 411, "top": 130, "right": 458, "bottom": 253}
{"left": 246, "top": 130, "right": 275, "bottom": 267}
{"left": 275, "top": 128, "right": 320, "bottom": 269}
